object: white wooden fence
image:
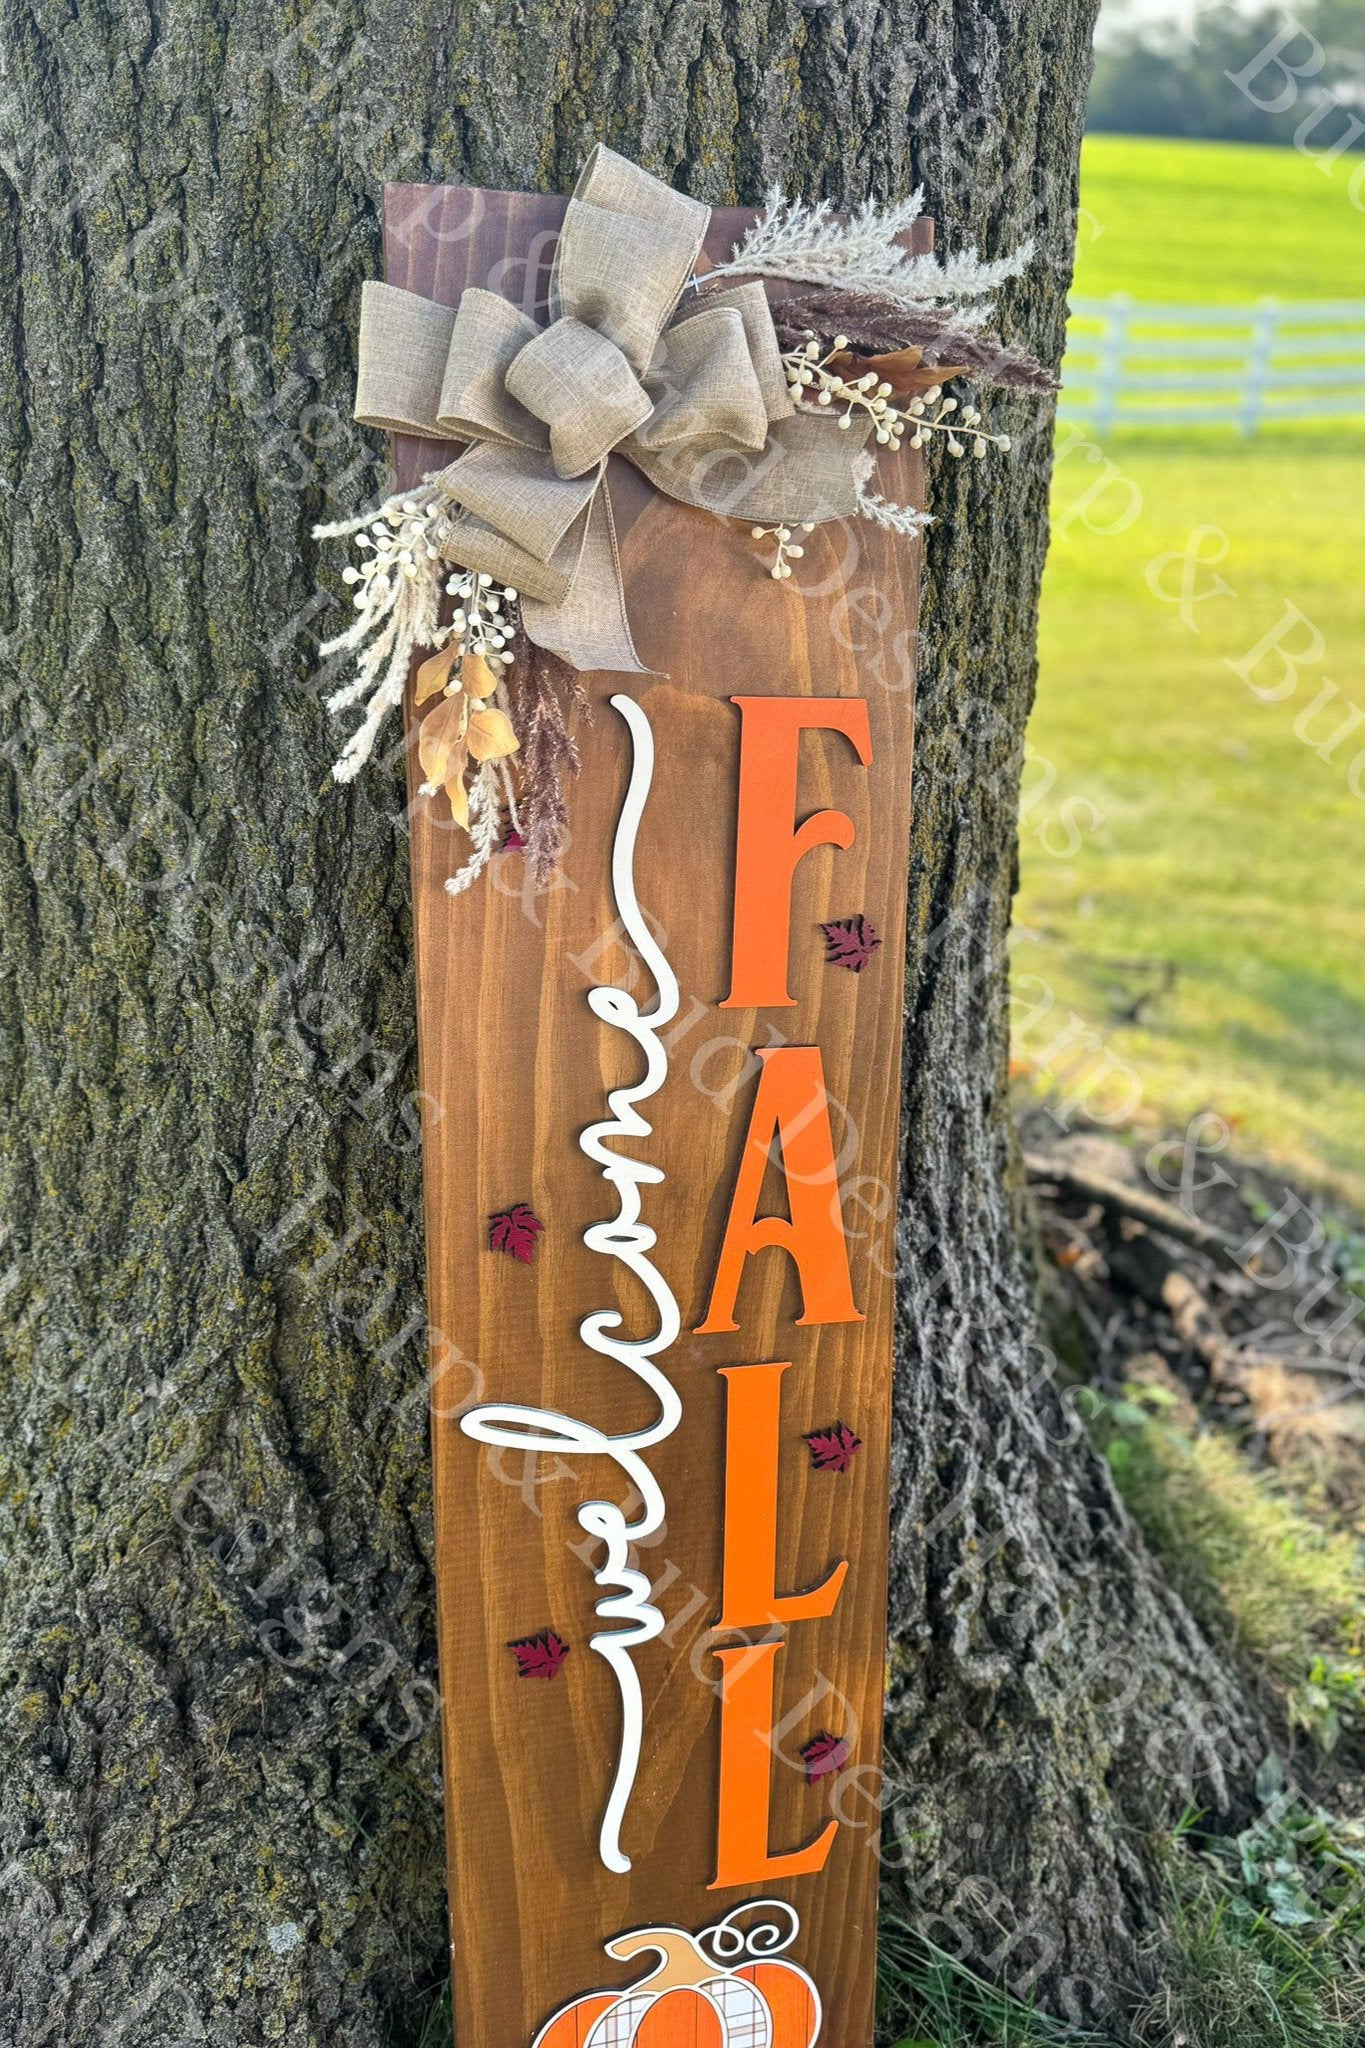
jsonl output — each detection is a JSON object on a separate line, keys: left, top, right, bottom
{"left": 1061, "top": 295, "right": 1365, "bottom": 432}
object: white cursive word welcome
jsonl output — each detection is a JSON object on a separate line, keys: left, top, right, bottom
{"left": 460, "top": 692, "right": 681, "bottom": 1875}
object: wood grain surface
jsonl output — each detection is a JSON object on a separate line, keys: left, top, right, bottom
{"left": 383, "top": 179, "right": 927, "bottom": 2048}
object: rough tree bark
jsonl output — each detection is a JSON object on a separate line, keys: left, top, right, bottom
{"left": 0, "top": 2, "right": 1268, "bottom": 2043}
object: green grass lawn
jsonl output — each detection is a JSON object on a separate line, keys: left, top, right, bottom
{"left": 1020, "top": 427, "right": 1365, "bottom": 1200}
{"left": 1018, "top": 136, "right": 1365, "bottom": 1196}
{"left": 1072, "top": 134, "right": 1365, "bottom": 302}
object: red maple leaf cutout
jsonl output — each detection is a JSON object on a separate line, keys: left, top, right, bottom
{"left": 508, "top": 1630, "right": 570, "bottom": 1679}
{"left": 804, "top": 1421, "right": 863, "bottom": 1473}
{"left": 488, "top": 1202, "right": 545, "bottom": 1262}
{"left": 819, "top": 916, "right": 881, "bottom": 972}
{"left": 502, "top": 826, "right": 528, "bottom": 851}
{"left": 801, "top": 1730, "right": 851, "bottom": 1782}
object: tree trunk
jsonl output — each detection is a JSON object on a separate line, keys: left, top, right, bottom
{"left": 0, "top": 2, "right": 1266, "bottom": 2042}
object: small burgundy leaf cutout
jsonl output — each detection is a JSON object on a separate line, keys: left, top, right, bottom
{"left": 509, "top": 1630, "right": 570, "bottom": 1680}
{"left": 801, "top": 1730, "right": 851, "bottom": 1782}
{"left": 820, "top": 916, "right": 882, "bottom": 972}
{"left": 502, "top": 826, "right": 528, "bottom": 852}
{"left": 489, "top": 1203, "right": 545, "bottom": 1262}
{"left": 804, "top": 1421, "right": 863, "bottom": 1473}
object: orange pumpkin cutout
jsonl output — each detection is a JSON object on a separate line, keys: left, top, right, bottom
{"left": 736, "top": 1961, "right": 818, "bottom": 2048}
{"left": 534, "top": 1993, "right": 616, "bottom": 2048}
{"left": 532, "top": 1915, "right": 822, "bottom": 2048}
{"left": 634, "top": 1987, "right": 726, "bottom": 2047}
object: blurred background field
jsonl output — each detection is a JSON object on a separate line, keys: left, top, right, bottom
{"left": 1016, "top": 129, "right": 1365, "bottom": 1200}
{"left": 1072, "top": 133, "right": 1364, "bottom": 300}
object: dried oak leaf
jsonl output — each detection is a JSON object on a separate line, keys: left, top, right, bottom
{"left": 488, "top": 1202, "right": 545, "bottom": 1263}
{"left": 820, "top": 916, "right": 882, "bottom": 973}
{"left": 508, "top": 1630, "right": 570, "bottom": 1680}
{"left": 801, "top": 1731, "right": 851, "bottom": 1782}
{"left": 804, "top": 1421, "right": 863, "bottom": 1473}
{"left": 828, "top": 344, "right": 968, "bottom": 398}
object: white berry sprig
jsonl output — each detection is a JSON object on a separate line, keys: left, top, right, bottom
{"left": 782, "top": 336, "right": 909, "bottom": 447}
{"left": 342, "top": 491, "right": 452, "bottom": 607}
{"left": 316, "top": 480, "right": 457, "bottom": 784}
{"left": 442, "top": 568, "right": 519, "bottom": 678}
{"left": 314, "top": 476, "right": 525, "bottom": 793}
{"left": 903, "top": 392, "right": 1011, "bottom": 459}
{"left": 780, "top": 334, "right": 1012, "bottom": 461}
{"left": 750, "top": 522, "right": 815, "bottom": 580}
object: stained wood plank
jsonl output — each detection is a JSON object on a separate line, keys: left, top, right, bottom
{"left": 382, "top": 179, "right": 926, "bottom": 2048}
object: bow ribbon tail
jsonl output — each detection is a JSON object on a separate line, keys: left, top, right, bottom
{"left": 520, "top": 478, "right": 655, "bottom": 677}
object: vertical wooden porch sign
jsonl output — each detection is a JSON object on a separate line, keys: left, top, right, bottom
{"left": 386, "top": 178, "right": 926, "bottom": 2048}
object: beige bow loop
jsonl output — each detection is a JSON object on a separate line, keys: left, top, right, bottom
{"left": 552, "top": 149, "right": 710, "bottom": 371}
{"left": 438, "top": 293, "right": 546, "bottom": 451}
{"left": 354, "top": 144, "right": 872, "bottom": 674}
{"left": 635, "top": 307, "right": 770, "bottom": 456}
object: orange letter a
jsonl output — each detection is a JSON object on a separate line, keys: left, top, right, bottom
{"left": 697, "top": 1046, "right": 862, "bottom": 1334}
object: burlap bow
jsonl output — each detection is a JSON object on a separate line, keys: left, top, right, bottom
{"left": 353, "top": 147, "right": 872, "bottom": 674}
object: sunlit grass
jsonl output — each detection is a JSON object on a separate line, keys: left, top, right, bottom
{"left": 1096, "top": 1392, "right": 1363, "bottom": 1686}
{"left": 1018, "top": 428, "right": 1365, "bottom": 1201}
{"left": 1072, "top": 135, "right": 1365, "bottom": 303}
